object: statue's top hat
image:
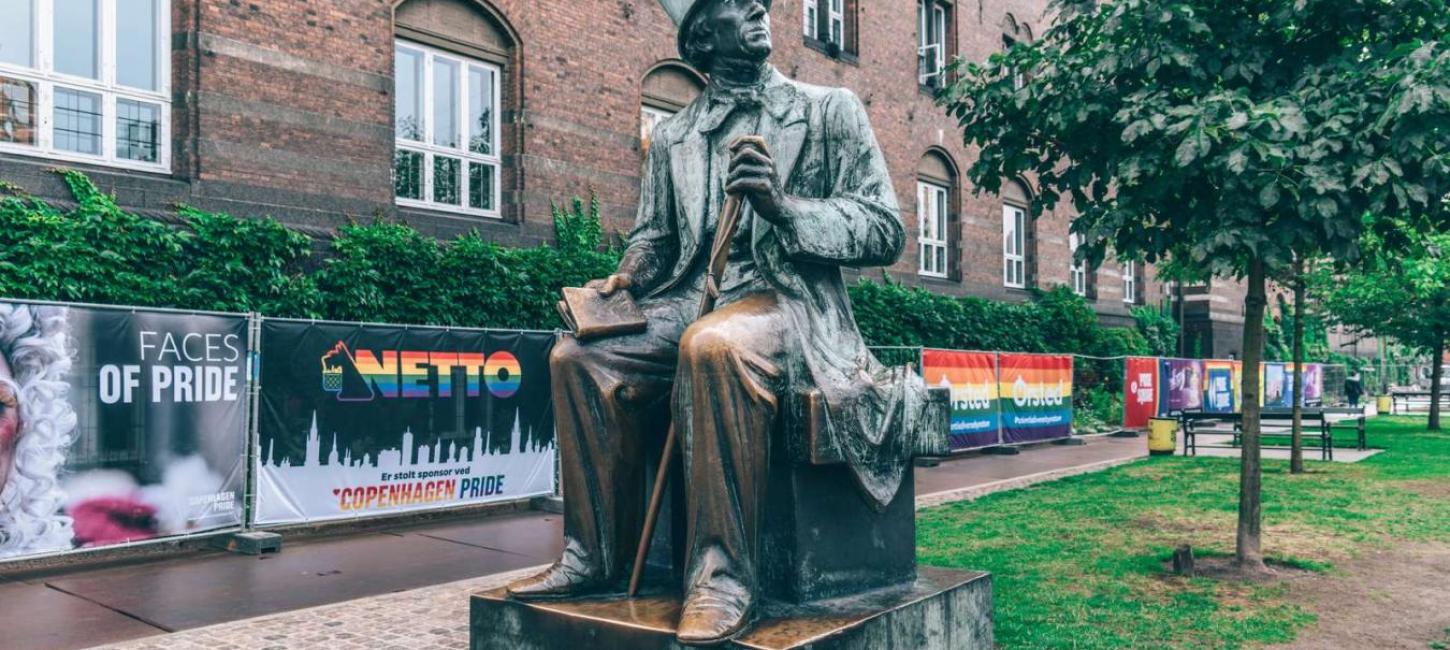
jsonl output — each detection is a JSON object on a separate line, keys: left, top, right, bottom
{"left": 658, "top": 0, "right": 772, "bottom": 64}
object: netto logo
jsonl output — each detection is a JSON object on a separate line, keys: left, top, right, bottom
{"left": 320, "top": 341, "right": 521, "bottom": 401}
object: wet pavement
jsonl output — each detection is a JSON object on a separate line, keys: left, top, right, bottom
{"left": 0, "top": 435, "right": 1146, "bottom": 649}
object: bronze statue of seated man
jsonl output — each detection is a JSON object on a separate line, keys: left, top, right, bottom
{"left": 507, "top": 0, "right": 934, "bottom": 644}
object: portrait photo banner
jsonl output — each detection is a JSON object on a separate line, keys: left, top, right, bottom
{"left": 922, "top": 349, "right": 1000, "bottom": 451}
{"left": 998, "top": 353, "right": 1073, "bottom": 444}
{"left": 1263, "top": 363, "right": 1292, "bottom": 408}
{"left": 254, "top": 320, "right": 556, "bottom": 526}
{"left": 0, "top": 301, "right": 248, "bottom": 562}
{"left": 1158, "top": 358, "right": 1205, "bottom": 415}
{"left": 1122, "top": 357, "right": 1159, "bottom": 430}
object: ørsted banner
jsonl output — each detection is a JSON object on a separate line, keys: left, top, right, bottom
{"left": 0, "top": 301, "right": 247, "bottom": 562}
{"left": 254, "top": 320, "right": 556, "bottom": 525}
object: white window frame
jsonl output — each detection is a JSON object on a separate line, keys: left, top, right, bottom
{"left": 1069, "top": 232, "right": 1088, "bottom": 296}
{"left": 0, "top": 0, "right": 171, "bottom": 172}
{"left": 1122, "top": 260, "right": 1138, "bottom": 304}
{"left": 917, "top": 0, "right": 947, "bottom": 87}
{"left": 826, "top": 0, "right": 844, "bottom": 46}
{"left": 1003, "top": 204, "right": 1026, "bottom": 288}
{"left": 393, "top": 39, "right": 502, "bottom": 219}
{"left": 640, "top": 105, "right": 673, "bottom": 154}
{"left": 917, "top": 180, "right": 949, "bottom": 279}
{"left": 802, "top": 0, "right": 819, "bottom": 39}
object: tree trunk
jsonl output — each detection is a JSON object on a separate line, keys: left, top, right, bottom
{"left": 1431, "top": 337, "right": 1445, "bottom": 431}
{"left": 1290, "top": 259, "right": 1305, "bottom": 474}
{"left": 1237, "top": 257, "right": 1268, "bottom": 571}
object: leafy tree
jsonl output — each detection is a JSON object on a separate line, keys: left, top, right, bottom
{"left": 941, "top": 0, "right": 1447, "bottom": 570}
{"left": 1316, "top": 222, "right": 1450, "bottom": 429}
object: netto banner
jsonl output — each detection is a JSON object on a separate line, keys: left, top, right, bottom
{"left": 998, "top": 353, "right": 1073, "bottom": 444}
{"left": 254, "top": 320, "right": 556, "bottom": 525}
{"left": 0, "top": 302, "right": 247, "bottom": 562}
{"left": 922, "top": 349, "right": 1000, "bottom": 451}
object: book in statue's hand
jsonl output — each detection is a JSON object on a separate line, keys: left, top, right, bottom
{"left": 557, "top": 286, "right": 648, "bottom": 340}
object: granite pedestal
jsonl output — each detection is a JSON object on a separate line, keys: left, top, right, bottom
{"left": 470, "top": 567, "right": 992, "bottom": 649}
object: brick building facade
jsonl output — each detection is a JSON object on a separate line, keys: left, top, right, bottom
{"left": 0, "top": 0, "right": 1250, "bottom": 343}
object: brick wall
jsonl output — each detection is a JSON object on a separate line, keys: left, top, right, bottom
{"left": 0, "top": 0, "right": 1196, "bottom": 332}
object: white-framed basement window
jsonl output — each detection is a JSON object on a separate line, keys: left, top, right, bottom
{"left": 917, "top": 181, "right": 948, "bottom": 278}
{"left": 827, "top": 0, "right": 845, "bottom": 46}
{"left": 1003, "top": 203, "right": 1026, "bottom": 288}
{"left": 1122, "top": 260, "right": 1138, "bottom": 304}
{"left": 802, "top": 0, "right": 818, "bottom": 39}
{"left": 393, "top": 39, "right": 501, "bottom": 218}
{"left": 0, "top": 0, "right": 171, "bottom": 172}
{"left": 640, "top": 105, "right": 673, "bottom": 155}
{"left": 917, "top": 0, "right": 946, "bottom": 88}
{"left": 1069, "top": 232, "right": 1088, "bottom": 296}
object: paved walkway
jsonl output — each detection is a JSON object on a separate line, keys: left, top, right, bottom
{"left": 0, "top": 435, "right": 1146, "bottom": 650}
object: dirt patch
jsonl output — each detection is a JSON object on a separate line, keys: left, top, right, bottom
{"left": 1271, "top": 542, "right": 1450, "bottom": 649}
{"left": 1394, "top": 480, "right": 1450, "bottom": 501}
{"left": 1153, "top": 556, "right": 1314, "bottom": 585}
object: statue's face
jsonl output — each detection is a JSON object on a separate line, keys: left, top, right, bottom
{"left": 0, "top": 354, "right": 18, "bottom": 495}
{"left": 700, "top": 0, "right": 772, "bottom": 64}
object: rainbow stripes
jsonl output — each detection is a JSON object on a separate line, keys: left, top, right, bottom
{"left": 483, "top": 352, "right": 521, "bottom": 398}
{"left": 331, "top": 345, "right": 521, "bottom": 400}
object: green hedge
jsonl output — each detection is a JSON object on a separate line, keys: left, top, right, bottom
{"left": 1, "top": 170, "right": 1166, "bottom": 365}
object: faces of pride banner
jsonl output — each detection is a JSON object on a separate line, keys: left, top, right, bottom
{"left": 1123, "top": 357, "right": 1327, "bottom": 429}
{"left": 0, "top": 302, "right": 247, "bottom": 562}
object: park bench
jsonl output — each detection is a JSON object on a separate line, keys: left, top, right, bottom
{"left": 1390, "top": 390, "right": 1450, "bottom": 415}
{"left": 1180, "top": 407, "right": 1366, "bottom": 461}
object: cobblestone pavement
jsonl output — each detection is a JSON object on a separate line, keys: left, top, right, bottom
{"left": 90, "top": 566, "right": 543, "bottom": 650}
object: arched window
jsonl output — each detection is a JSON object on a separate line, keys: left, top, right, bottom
{"left": 393, "top": 0, "right": 518, "bottom": 219}
{"left": 640, "top": 61, "right": 704, "bottom": 154}
{"left": 1001, "top": 180, "right": 1033, "bottom": 289}
{"left": 917, "top": 149, "right": 958, "bottom": 279}
{"left": 1001, "top": 13, "right": 1033, "bottom": 89}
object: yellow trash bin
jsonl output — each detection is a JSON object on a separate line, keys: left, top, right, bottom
{"left": 1376, "top": 395, "right": 1392, "bottom": 415}
{"left": 1148, "top": 417, "right": 1178, "bottom": 456}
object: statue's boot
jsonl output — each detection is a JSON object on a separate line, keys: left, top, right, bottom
{"left": 675, "top": 588, "right": 754, "bottom": 646}
{"left": 505, "top": 548, "right": 610, "bottom": 600}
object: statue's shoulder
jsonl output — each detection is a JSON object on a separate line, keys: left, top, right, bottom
{"left": 778, "top": 76, "right": 866, "bottom": 121}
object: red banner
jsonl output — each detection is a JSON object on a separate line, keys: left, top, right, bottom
{"left": 1123, "top": 357, "right": 1159, "bottom": 429}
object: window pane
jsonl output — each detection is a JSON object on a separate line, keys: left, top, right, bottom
{"left": 54, "top": 0, "right": 99, "bottom": 79}
{"left": 116, "top": 99, "right": 159, "bottom": 162}
{"left": 53, "top": 87, "right": 101, "bottom": 154}
{"left": 116, "top": 0, "right": 158, "bottom": 90}
{"left": 433, "top": 155, "right": 460, "bottom": 204}
{"left": 0, "top": 77, "right": 36, "bottom": 145}
{"left": 433, "top": 58, "right": 458, "bottom": 148}
{"left": 395, "top": 47, "right": 422, "bottom": 141}
{"left": 467, "top": 66, "right": 493, "bottom": 155}
{"left": 468, "top": 162, "right": 494, "bottom": 211}
{"left": 0, "top": 0, "right": 34, "bottom": 67}
{"left": 936, "top": 248, "right": 945, "bottom": 274}
{"left": 393, "top": 149, "right": 423, "bottom": 199}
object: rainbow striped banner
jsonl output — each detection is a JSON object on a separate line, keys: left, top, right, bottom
{"left": 998, "top": 353, "right": 1074, "bottom": 444}
{"left": 922, "top": 349, "right": 1001, "bottom": 451}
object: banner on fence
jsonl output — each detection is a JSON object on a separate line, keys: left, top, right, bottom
{"left": 254, "top": 321, "right": 556, "bottom": 525}
{"left": 1263, "top": 363, "right": 1292, "bottom": 408}
{"left": 0, "top": 302, "right": 248, "bottom": 561}
{"left": 1303, "top": 363, "right": 1324, "bottom": 405}
{"left": 998, "top": 353, "right": 1073, "bottom": 444}
{"left": 922, "top": 349, "right": 1001, "bottom": 451}
{"left": 1203, "top": 360, "right": 1237, "bottom": 413}
{"left": 1159, "top": 358, "right": 1204, "bottom": 415}
{"left": 1122, "top": 357, "right": 1159, "bottom": 429}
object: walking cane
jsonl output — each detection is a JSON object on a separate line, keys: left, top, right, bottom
{"left": 627, "top": 178, "right": 750, "bottom": 598}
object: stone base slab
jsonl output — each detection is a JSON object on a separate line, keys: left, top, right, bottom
{"left": 469, "top": 567, "right": 992, "bottom": 649}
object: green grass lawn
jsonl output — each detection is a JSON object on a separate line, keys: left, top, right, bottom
{"left": 917, "top": 416, "right": 1450, "bottom": 649}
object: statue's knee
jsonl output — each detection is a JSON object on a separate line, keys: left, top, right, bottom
{"left": 550, "top": 338, "right": 589, "bottom": 374}
{"left": 679, "top": 322, "right": 736, "bottom": 365}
